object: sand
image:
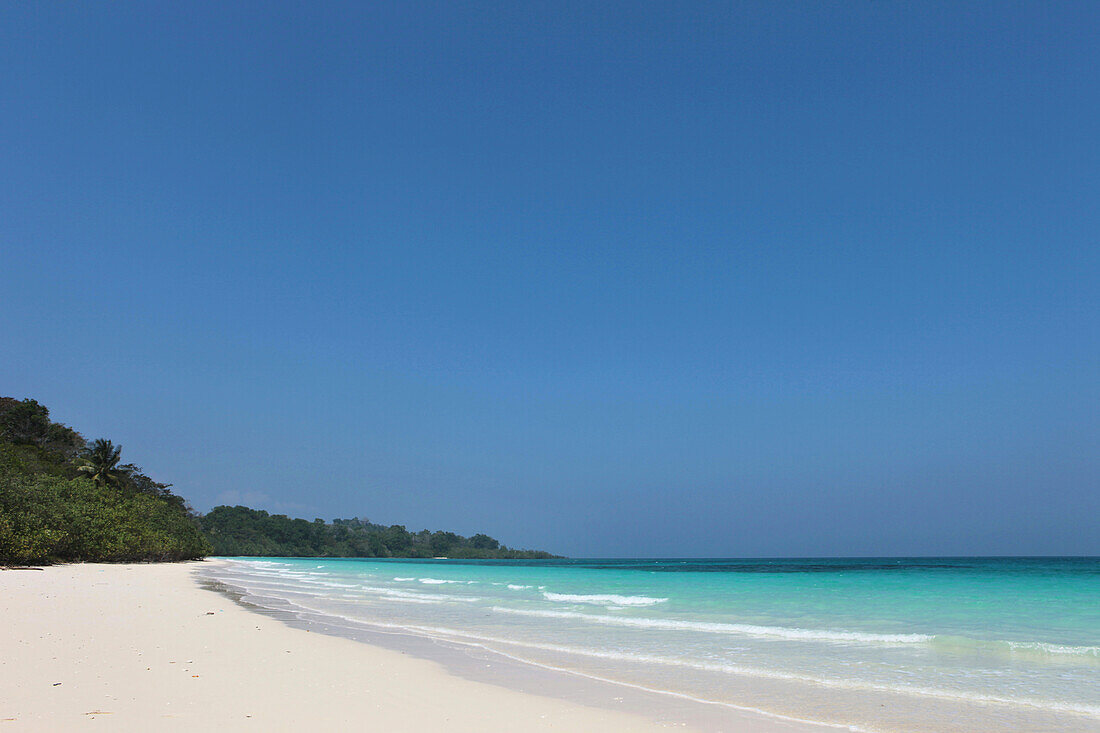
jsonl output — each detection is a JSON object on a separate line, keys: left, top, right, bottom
{"left": 0, "top": 562, "right": 820, "bottom": 732}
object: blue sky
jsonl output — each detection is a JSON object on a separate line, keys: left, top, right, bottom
{"left": 2, "top": 2, "right": 1098, "bottom": 556}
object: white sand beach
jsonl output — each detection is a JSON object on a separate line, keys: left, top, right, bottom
{"left": 0, "top": 562, "right": 822, "bottom": 732}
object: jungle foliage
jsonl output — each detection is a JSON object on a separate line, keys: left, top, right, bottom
{"left": 0, "top": 397, "right": 211, "bottom": 564}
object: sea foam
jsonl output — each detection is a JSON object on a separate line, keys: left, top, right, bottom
{"left": 542, "top": 592, "right": 668, "bottom": 607}
{"left": 492, "top": 607, "right": 932, "bottom": 644}
{"left": 272, "top": 597, "right": 1100, "bottom": 720}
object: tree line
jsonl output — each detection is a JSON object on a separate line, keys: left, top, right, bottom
{"left": 1, "top": 397, "right": 556, "bottom": 564}
{"left": 198, "top": 505, "right": 555, "bottom": 559}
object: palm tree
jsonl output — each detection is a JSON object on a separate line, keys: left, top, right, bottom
{"left": 78, "top": 438, "right": 128, "bottom": 488}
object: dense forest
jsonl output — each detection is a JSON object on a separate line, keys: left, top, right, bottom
{"left": 199, "top": 505, "right": 556, "bottom": 559}
{"left": 0, "top": 397, "right": 556, "bottom": 564}
{"left": 0, "top": 398, "right": 211, "bottom": 563}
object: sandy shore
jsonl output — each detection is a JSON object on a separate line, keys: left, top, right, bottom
{"left": 0, "top": 562, "right": 823, "bottom": 732}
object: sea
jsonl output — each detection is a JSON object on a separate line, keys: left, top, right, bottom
{"left": 200, "top": 557, "right": 1100, "bottom": 732}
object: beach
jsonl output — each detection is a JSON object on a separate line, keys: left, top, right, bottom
{"left": 200, "top": 557, "right": 1100, "bottom": 733}
{"left": 5, "top": 559, "right": 1097, "bottom": 733}
{"left": 0, "top": 562, "right": 818, "bottom": 732}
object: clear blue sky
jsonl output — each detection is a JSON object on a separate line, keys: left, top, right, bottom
{"left": 3, "top": 2, "right": 1098, "bottom": 556}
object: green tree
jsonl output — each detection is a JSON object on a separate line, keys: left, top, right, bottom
{"left": 1, "top": 398, "right": 211, "bottom": 565}
{"left": 470, "top": 533, "right": 500, "bottom": 550}
{"left": 0, "top": 398, "right": 52, "bottom": 444}
{"left": 0, "top": 398, "right": 84, "bottom": 459}
{"left": 77, "top": 439, "right": 128, "bottom": 489}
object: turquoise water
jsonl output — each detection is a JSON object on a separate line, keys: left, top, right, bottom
{"left": 205, "top": 557, "right": 1100, "bottom": 732}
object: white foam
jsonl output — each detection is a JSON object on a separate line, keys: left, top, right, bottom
{"left": 314, "top": 581, "right": 359, "bottom": 588}
{"left": 358, "top": 586, "right": 482, "bottom": 603}
{"left": 214, "top": 570, "right": 480, "bottom": 605}
{"left": 206, "top": 576, "right": 335, "bottom": 598}
{"left": 507, "top": 584, "right": 532, "bottom": 590}
{"left": 492, "top": 607, "right": 932, "bottom": 644}
{"left": 272, "top": 600, "right": 1100, "bottom": 721}
{"left": 1007, "top": 641, "right": 1100, "bottom": 658}
{"left": 542, "top": 592, "right": 668, "bottom": 607}
{"left": 205, "top": 571, "right": 1100, "bottom": 724}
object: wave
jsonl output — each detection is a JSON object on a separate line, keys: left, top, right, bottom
{"left": 260, "top": 598, "right": 866, "bottom": 731}
{"left": 493, "top": 608, "right": 1100, "bottom": 659}
{"left": 217, "top": 562, "right": 1100, "bottom": 662}
{"left": 206, "top": 575, "right": 345, "bottom": 599}
{"left": 356, "top": 585, "right": 481, "bottom": 603}
{"left": 239, "top": 569, "right": 309, "bottom": 578}
{"left": 492, "top": 607, "right": 931, "bottom": 644}
{"left": 930, "top": 636, "right": 1100, "bottom": 660}
{"left": 268, "top": 597, "right": 1100, "bottom": 720}
{"left": 1008, "top": 641, "right": 1100, "bottom": 657}
{"left": 542, "top": 592, "right": 668, "bottom": 607}
{"left": 212, "top": 572, "right": 480, "bottom": 605}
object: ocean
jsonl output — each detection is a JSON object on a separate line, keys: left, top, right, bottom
{"left": 201, "top": 557, "right": 1100, "bottom": 732}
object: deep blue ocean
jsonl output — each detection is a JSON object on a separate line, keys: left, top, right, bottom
{"left": 204, "top": 557, "right": 1100, "bottom": 732}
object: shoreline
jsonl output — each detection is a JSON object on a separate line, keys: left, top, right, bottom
{"left": 200, "top": 560, "right": 840, "bottom": 732}
{"left": 1, "top": 561, "right": 825, "bottom": 731}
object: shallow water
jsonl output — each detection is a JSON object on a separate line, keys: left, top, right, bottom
{"left": 202, "top": 557, "right": 1100, "bottom": 732}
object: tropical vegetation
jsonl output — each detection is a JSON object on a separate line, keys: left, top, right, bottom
{"left": 198, "top": 505, "right": 555, "bottom": 559}
{"left": 1, "top": 397, "right": 556, "bottom": 564}
{"left": 0, "top": 398, "right": 211, "bottom": 564}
